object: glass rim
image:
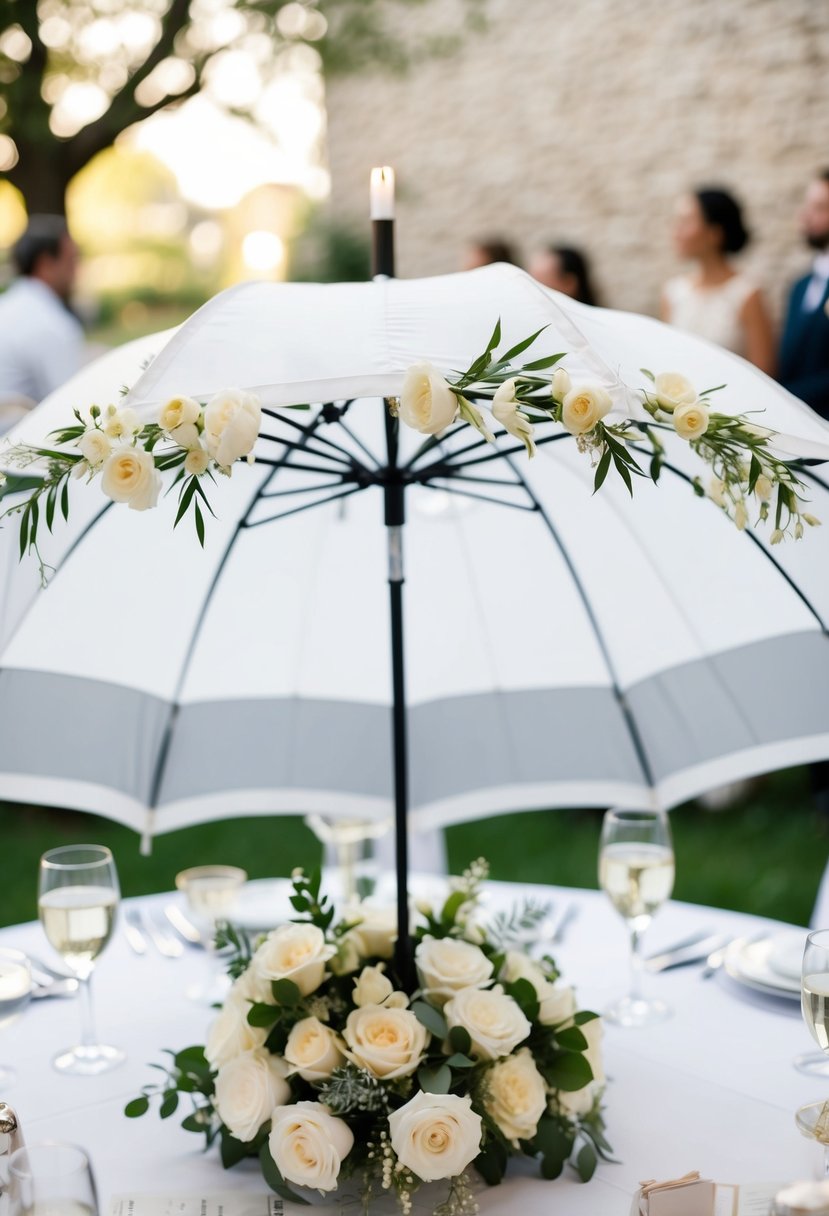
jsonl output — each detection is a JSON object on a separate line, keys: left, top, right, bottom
{"left": 40, "top": 844, "right": 114, "bottom": 871}
{"left": 9, "top": 1140, "right": 91, "bottom": 1179}
{"left": 0, "top": 946, "right": 29, "bottom": 966}
{"left": 603, "top": 808, "right": 669, "bottom": 822}
{"left": 175, "top": 865, "right": 247, "bottom": 888}
{"left": 806, "top": 928, "right": 829, "bottom": 950}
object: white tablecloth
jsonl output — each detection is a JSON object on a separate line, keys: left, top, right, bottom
{"left": 2, "top": 877, "right": 822, "bottom": 1214}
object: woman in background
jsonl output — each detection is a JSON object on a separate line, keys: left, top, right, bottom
{"left": 529, "top": 245, "right": 599, "bottom": 306}
{"left": 662, "top": 187, "right": 775, "bottom": 374}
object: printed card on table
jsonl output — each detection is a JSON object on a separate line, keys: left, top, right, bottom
{"left": 111, "top": 1196, "right": 283, "bottom": 1216}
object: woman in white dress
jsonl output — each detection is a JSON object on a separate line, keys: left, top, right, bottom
{"left": 661, "top": 188, "right": 776, "bottom": 375}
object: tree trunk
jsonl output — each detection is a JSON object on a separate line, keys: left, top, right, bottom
{"left": 7, "top": 147, "right": 73, "bottom": 215}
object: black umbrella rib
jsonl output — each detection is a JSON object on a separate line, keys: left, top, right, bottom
{"left": 242, "top": 485, "right": 363, "bottom": 528}
{"left": 500, "top": 450, "right": 658, "bottom": 790}
{"left": 418, "top": 481, "right": 538, "bottom": 513}
{"left": 414, "top": 431, "right": 572, "bottom": 482}
{"left": 629, "top": 446, "right": 829, "bottom": 635}
{"left": 256, "top": 431, "right": 356, "bottom": 468}
{"left": 252, "top": 456, "right": 358, "bottom": 477}
{"left": 261, "top": 408, "right": 375, "bottom": 471}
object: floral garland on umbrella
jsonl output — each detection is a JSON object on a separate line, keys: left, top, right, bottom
{"left": 127, "top": 863, "right": 610, "bottom": 1213}
{"left": 0, "top": 320, "right": 818, "bottom": 581}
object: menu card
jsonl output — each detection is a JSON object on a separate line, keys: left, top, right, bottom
{"left": 631, "top": 1178, "right": 782, "bottom": 1216}
{"left": 111, "top": 1196, "right": 283, "bottom": 1216}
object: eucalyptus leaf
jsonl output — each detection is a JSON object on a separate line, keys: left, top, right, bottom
{"left": 411, "top": 999, "right": 448, "bottom": 1039}
{"left": 418, "top": 1062, "right": 451, "bottom": 1093}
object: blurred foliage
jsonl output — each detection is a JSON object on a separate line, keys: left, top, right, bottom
{"left": 290, "top": 211, "right": 370, "bottom": 281}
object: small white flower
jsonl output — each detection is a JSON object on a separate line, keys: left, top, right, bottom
{"left": 653, "top": 372, "right": 696, "bottom": 414}
{"left": 352, "top": 964, "right": 395, "bottom": 1008}
{"left": 708, "top": 477, "right": 726, "bottom": 507}
{"left": 103, "top": 408, "right": 141, "bottom": 439}
{"left": 399, "top": 364, "right": 458, "bottom": 434}
{"left": 159, "top": 395, "right": 201, "bottom": 433}
{"left": 551, "top": 367, "right": 571, "bottom": 402}
{"left": 770, "top": 528, "right": 784, "bottom": 545}
{"left": 561, "top": 384, "right": 613, "bottom": 435}
{"left": 78, "top": 429, "right": 112, "bottom": 468}
{"left": 734, "top": 500, "right": 748, "bottom": 531}
{"left": 492, "top": 379, "right": 536, "bottom": 457}
{"left": 754, "top": 474, "right": 774, "bottom": 502}
{"left": 184, "top": 447, "right": 211, "bottom": 476}
{"left": 672, "top": 401, "right": 709, "bottom": 441}
{"left": 803, "top": 513, "right": 822, "bottom": 528}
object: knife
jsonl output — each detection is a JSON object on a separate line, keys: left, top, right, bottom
{"left": 164, "top": 904, "right": 203, "bottom": 946}
{"left": 122, "top": 907, "right": 148, "bottom": 955}
{"left": 646, "top": 933, "right": 730, "bottom": 973}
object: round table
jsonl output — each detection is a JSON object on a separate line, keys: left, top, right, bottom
{"left": 2, "top": 877, "right": 822, "bottom": 1214}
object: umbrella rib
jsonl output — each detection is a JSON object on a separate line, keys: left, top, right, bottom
{"left": 629, "top": 447, "right": 829, "bottom": 634}
{"left": 500, "top": 450, "right": 658, "bottom": 790}
{"left": 415, "top": 431, "right": 572, "bottom": 481}
{"left": 333, "top": 417, "right": 384, "bottom": 470}
{"left": 418, "top": 482, "right": 539, "bottom": 513}
{"left": 256, "top": 431, "right": 356, "bottom": 468}
{"left": 260, "top": 408, "right": 375, "bottom": 471}
{"left": 259, "top": 480, "right": 351, "bottom": 499}
{"left": 242, "top": 485, "right": 364, "bottom": 528}
{"left": 252, "top": 456, "right": 361, "bottom": 477}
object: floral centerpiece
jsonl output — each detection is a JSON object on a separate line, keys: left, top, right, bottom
{"left": 127, "top": 863, "right": 610, "bottom": 1213}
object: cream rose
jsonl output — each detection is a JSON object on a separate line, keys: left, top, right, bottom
{"left": 500, "top": 952, "right": 576, "bottom": 1026}
{"left": 269, "top": 1102, "right": 354, "bottom": 1193}
{"left": 551, "top": 367, "right": 571, "bottom": 402}
{"left": 561, "top": 384, "right": 612, "bottom": 435}
{"left": 159, "top": 395, "right": 201, "bottom": 432}
{"left": 555, "top": 1016, "right": 604, "bottom": 1117}
{"left": 492, "top": 380, "right": 536, "bottom": 456}
{"left": 653, "top": 372, "right": 696, "bottom": 413}
{"left": 170, "top": 422, "right": 201, "bottom": 451}
{"left": 673, "top": 401, "right": 709, "bottom": 440}
{"left": 103, "top": 408, "right": 141, "bottom": 439}
{"left": 205, "top": 992, "right": 268, "bottom": 1068}
{"left": 100, "top": 447, "right": 161, "bottom": 511}
{"left": 204, "top": 388, "right": 261, "bottom": 468}
{"left": 388, "top": 1091, "right": 482, "bottom": 1183}
{"left": 252, "top": 923, "right": 337, "bottom": 997}
{"left": 342, "top": 903, "right": 397, "bottom": 960}
{"left": 214, "top": 1048, "right": 290, "bottom": 1142}
{"left": 353, "top": 964, "right": 395, "bottom": 1007}
{"left": 78, "top": 429, "right": 111, "bottom": 468}
{"left": 444, "top": 986, "right": 531, "bottom": 1060}
{"left": 399, "top": 363, "right": 458, "bottom": 434}
{"left": 484, "top": 1048, "right": 547, "bottom": 1143}
{"left": 343, "top": 1004, "right": 428, "bottom": 1079}
{"left": 284, "top": 1017, "right": 345, "bottom": 1082}
{"left": 184, "top": 446, "right": 211, "bottom": 476}
{"left": 415, "top": 937, "right": 494, "bottom": 1005}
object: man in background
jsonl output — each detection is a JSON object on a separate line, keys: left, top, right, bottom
{"left": 778, "top": 170, "right": 829, "bottom": 420}
{"left": 0, "top": 215, "right": 84, "bottom": 431}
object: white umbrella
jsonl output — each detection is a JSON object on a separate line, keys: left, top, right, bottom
{"left": 2, "top": 265, "right": 828, "bottom": 848}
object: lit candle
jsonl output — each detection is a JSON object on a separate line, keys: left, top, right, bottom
{"left": 370, "top": 166, "right": 395, "bottom": 220}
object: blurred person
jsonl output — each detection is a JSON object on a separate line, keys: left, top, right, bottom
{"left": 529, "top": 244, "right": 599, "bottom": 305}
{"left": 778, "top": 169, "right": 829, "bottom": 419}
{"left": 0, "top": 215, "right": 84, "bottom": 428}
{"left": 661, "top": 188, "right": 775, "bottom": 374}
{"left": 462, "top": 238, "right": 518, "bottom": 270}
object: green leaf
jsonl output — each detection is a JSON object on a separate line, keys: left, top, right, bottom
{"left": 521, "top": 351, "right": 566, "bottom": 371}
{"left": 448, "top": 1025, "right": 472, "bottom": 1055}
{"left": 272, "top": 978, "right": 301, "bottom": 1007}
{"left": 124, "top": 1096, "right": 149, "bottom": 1118}
{"left": 541, "top": 1154, "right": 565, "bottom": 1180}
{"left": 159, "top": 1090, "right": 179, "bottom": 1119}
{"left": 440, "top": 889, "right": 468, "bottom": 926}
{"left": 194, "top": 500, "right": 205, "bottom": 547}
{"left": 474, "top": 1138, "right": 508, "bottom": 1186}
{"left": 247, "top": 1001, "right": 280, "bottom": 1027}
{"left": 45, "top": 483, "right": 56, "bottom": 532}
{"left": 180, "top": 1112, "right": 210, "bottom": 1134}
{"left": 546, "top": 1051, "right": 593, "bottom": 1091}
{"left": 593, "top": 448, "right": 612, "bottom": 494}
{"left": 575, "top": 1141, "right": 597, "bottom": 1182}
{"left": 534, "top": 1116, "right": 573, "bottom": 1159}
{"left": 573, "top": 1011, "right": 599, "bottom": 1026}
{"left": 258, "top": 1144, "right": 310, "bottom": 1204}
{"left": 504, "top": 977, "right": 539, "bottom": 1022}
{"left": 640, "top": 368, "right": 655, "bottom": 382}
{"left": 650, "top": 453, "right": 662, "bottom": 483}
{"left": 19, "top": 506, "right": 30, "bottom": 559}
{"left": 613, "top": 453, "right": 634, "bottom": 496}
{"left": 60, "top": 480, "right": 70, "bottom": 521}
{"left": 748, "top": 453, "right": 762, "bottom": 494}
{"left": 555, "top": 1026, "right": 588, "bottom": 1052}
{"left": 446, "top": 1052, "right": 475, "bottom": 1069}
{"left": 411, "top": 1000, "right": 448, "bottom": 1039}
{"left": 499, "top": 326, "right": 547, "bottom": 363}
{"left": 221, "top": 1127, "right": 254, "bottom": 1167}
{"left": 174, "top": 477, "right": 197, "bottom": 528}
{"left": 418, "top": 1062, "right": 452, "bottom": 1094}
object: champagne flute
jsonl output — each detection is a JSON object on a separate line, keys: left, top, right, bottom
{"left": 8, "top": 1142, "right": 98, "bottom": 1216}
{"left": 38, "top": 845, "right": 124, "bottom": 1075}
{"left": 796, "top": 928, "right": 829, "bottom": 1175}
{"left": 599, "top": 808, "right": 675, "bottom": 1027}
{"left": 0, "top": 948, "right": 32, "bottom": 1087}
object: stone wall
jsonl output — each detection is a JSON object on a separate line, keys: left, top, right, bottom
{"left": 324, "top": 0, "right": 829, "bottom": 319}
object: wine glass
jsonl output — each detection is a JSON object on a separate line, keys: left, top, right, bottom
{"left": 796, "top": 928, "right": 829, "bottom": 1174}
{"left": 175, "top": 865, "right": 247, "bottom": 1003}
{"left": 8, "top": 1142, "right": 98, "bottom": 1216}
{"left": 599, "top": 808, "right": 675, "bottom": 1027}
{"left": 0, "top": 949, "right": 31, "bottom": 1087}
{"left": 38, "top": 844, "right": 124, "bottom": 1075}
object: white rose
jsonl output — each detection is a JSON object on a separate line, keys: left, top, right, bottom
{"left": 561, "top": 384, "right": 613, "bottom": 435}
{"left": 269, "top": 1102, "right": 354, "bottom": 1193}
{"left": 388, "top": 1091, "right": 482, "bottom": 1182}
{"left": 551, "top": 367, "right": 571, "bottom": 402}
{"left": 353, "top": 964, "right": 394, "bottom": 1007}
{"left": 230, "top": 963, "right": 274, "bottom": 1006}
{"left": 415, "top": 937, "right": 494, "bottom": 1005}
{"left": 204, "top": 388, "right": 261, "bottom": 468}
{"left": 159, "top": 395, "right": 201, "bottom": 432}
{"left": 284, "top": 1017, "right": 345, "bottom": 1082}
{"left": 184, "top": 446, "right": 211, "bottom": 476}
{"left": 100, "top": 447, "right": 161, "bottom": 511}
{"left": 341, "top": 903, "right": 397, "bottom": 960}
{"left": 673, "top": 401, "right": 709, "bottom": 440}
{"left": 484, "top": 1048, "right": 547, "bottom": 1144}
{"left": 170, "top": 422, "right": 201, "bottom": 450}
{"left": 214, "top": 1049, "right": 290, "bottom": 1142}
{"left": 253, "top": 923, "right": 336, "bottom": 997}
{"left": 205, "top": 992, "right": 268, "bottom": 1068}
{"left": 103, "top": 408, "right": 141, "bottom": 439}
{"left": 329, "top": 933, "right": 362, "bottom": 976}
{"left": 444, "top": 986, "right": 531, "bottom": 1061}
{"left": 343, "top": 1004, "right": 428, "bottom": 1079}
{"left": 78, "top": 429, "right": 112, "bottom": 468}
{"left": 653, "top": 372, "right": 696, "bottom": 414}
{"left": 500, "top": 952, "right": 575, "bottom": 1026}
{"left": 492, "top": 380, "right": 536, "bottom": 457}
{"left": 555, "top": 1017, "right": 604, "bottom": 1118}
{"left": 399, "top": 363, "right": 458, "bottom": 434}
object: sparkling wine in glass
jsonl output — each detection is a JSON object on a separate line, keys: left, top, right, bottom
{"left": 599, "top": 808, "right": 675, "bottom": 1027}
{"left": 38, "top": 845, "right": 124, "bottom": 1076}
{"left": 0, "top": 948, "right": 32, "bottom": 1087}
{"left": 796, "top": 928, "right": 829, "bottom": 1175}
{"left": 8, "top": 1142, "right": 98, "bottom": 1216}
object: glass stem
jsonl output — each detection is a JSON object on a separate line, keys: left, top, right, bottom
{"left": 78, "top": 973, "right": 98, "bottom": 1048}
{"left": 824, "top": 1144, "right": 829, "bottom": 1179}
{"left": 629, "top": 924, "right": 645, "bottom": 1003}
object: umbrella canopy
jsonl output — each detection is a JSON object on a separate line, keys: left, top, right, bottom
{"left": 1, "top": 264, "right": 829, "bottom": 842}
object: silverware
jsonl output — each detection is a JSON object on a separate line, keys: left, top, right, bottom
{"left": 123, "top": 908, "right": 148, "bottom": 955}
{"left": 549, "top": 902, "right": 579, "bottom": 944}
{"left": 646, "top": 933, "right": 730, "bottom": 973}
{"left": 137, "top": 908, "right": 184, "bottom": 958}
{"left": 701, "top": 930, "right": 767, "bottom": 979}
{"left": 164, "top": 904, "right": 203, "bottom": 946}
{"left": 645, "top": 928, "right": 715, "bottom": 963}
{"left": 31, "top": 978, "right": 78, "bottom": 999}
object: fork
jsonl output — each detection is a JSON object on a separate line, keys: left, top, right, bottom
{"left": 128, "top": 907, "right": 183, "bottom": 958}
{"left": 548, "top": 902, "right": 580, "bottom": 945}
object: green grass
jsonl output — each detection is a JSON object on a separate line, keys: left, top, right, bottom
{"left": 1, "top": 766, "right": 825, "bottom": 929}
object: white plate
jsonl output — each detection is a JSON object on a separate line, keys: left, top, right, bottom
{"left": 230, "top": 878, "right": 294, "bottom": 932}
{"left": 767, "top": 929, "right": 807, "bottom": 981}
{"left": 723, "top": 934, "right": 801, "bottom": 999}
